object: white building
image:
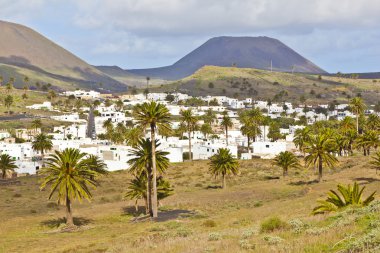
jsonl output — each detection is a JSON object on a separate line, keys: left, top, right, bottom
{"left": 26, "top": 101, "right": 53, "bottom": 110}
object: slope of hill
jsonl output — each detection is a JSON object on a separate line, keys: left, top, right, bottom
{"left": 150, "top": 66, "right": 380, "bottom": 105}
{"left": 129, "top": 36, "right": 326, "bottom": 80}
{"left": 1, "top": 156, "right": 379, "bottom": 252}
{"left": 0, "top": 20, "right": 126, "bottom": 92}
{"left": 95, "top": 65, "right": 167, "bottom": 88}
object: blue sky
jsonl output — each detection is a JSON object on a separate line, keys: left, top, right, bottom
{"left": 1, "top": 0, "right": 380, "bottom": 73}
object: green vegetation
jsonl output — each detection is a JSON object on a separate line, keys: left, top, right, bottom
{"left": 209, "top": 148, "right": 239, "bottom": 189}
{"left": 0, "top": 154, "right": 18, "bottom": 179}
{"left": 312, "top": 182, "right": 376, "bottom": 215}
{"left": 40, "top": 148, "right": 106, "bottom": 227}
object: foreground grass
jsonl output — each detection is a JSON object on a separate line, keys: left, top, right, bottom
{"left": 0, "top": 155, "right": 379, "bottom": 253}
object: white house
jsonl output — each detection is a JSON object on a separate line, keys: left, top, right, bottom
{"left": 252, "top": 141, "right": 287, "bottom": 159}
{"left": 26, "top": 101, "right": 53, "bottom": 110}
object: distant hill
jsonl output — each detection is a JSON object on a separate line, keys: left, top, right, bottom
{"left": 149, "top": 66, "right": 380, "bottom": 105}
{"left": 128, "top": 36, "right": 326, "bottom": 80}
{"left": 0, "top": 20, "right": 126, "bottom": 92}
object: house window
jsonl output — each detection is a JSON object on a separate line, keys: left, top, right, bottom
{"left": 207, "top": 149, "right": 209, "bottom": 152}
{"left": 266, "top": 145, "right": 270, "bottom": 148}
{"left": 212, "top": 149, "right": 214, "bottom": 152}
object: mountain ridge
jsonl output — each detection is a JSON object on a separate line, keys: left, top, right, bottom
{"left": 127, "top": 36, "right": 327, "bottom": 80}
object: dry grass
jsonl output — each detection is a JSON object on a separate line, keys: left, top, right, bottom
{"left": 0, "top": 155, "right": 379, "bottom": 253}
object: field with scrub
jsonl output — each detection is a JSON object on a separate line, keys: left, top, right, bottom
{"left": 1, "top": 154, "right": 380, "bottom": 253}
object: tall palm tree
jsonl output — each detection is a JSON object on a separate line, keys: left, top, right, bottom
{"left": 203, "top": 108, "right": 217, "bottom": 126}
{"left": 339, "top": 116, "right": 356, "bottom": 134}
{"left": 349, "top": 97, "right": 366, "bottom": 133}
{"left": 133, "top": 102, "right": 171, "bottom": 218}
{"left": 370, "top": 151, "right": 380, "bottom": 175}
{"left": 32, "top": 133, "right": 53, "bottom": 167}
{"left": 0, "top": 154, "right": 18, "bottom": 179}
{"left": 180, "top": 108, "right": 198, "bottom": 161}
{"left": 128, "top": 138, "right": 169, "bottom": 216}
{"left": 209, "top": 148, "right": 239, "bottom": 189}
{"left": 40, "top": 148, "right": 101, "bottom": 227}
{"left": 304, "top": 133, "right": 338, "bottom": 182}
{"left": 221, "top": 111, "right": 233, "bottom": 145}
{"left": 273, "top": 151, "right": 301, "bottom": 177}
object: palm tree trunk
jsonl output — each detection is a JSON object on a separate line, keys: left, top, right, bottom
{"left": 66, "top": 192, "right": 74, "bottom": 227}
{"left": 283, "top": 168, "right": 288, "bottom": 177}
{"left": 318, "top": 157, "right": 323, "bottom": 182}
{"left": 146, "top": 169, "right": 152, "bottom": 216}
{"left": 222, "top": 174, "right": 226, "bottom": 189}
{"left": 225, "top": 127, "right": 228, "bottom": 146}
{"left": 188, "top": 130, "right": 192, "bottom": 161}
{"left": 247, "top": 137, "right": 251, "bottom": 153}
{"left": 150, "top": 124, "right": 158, "bottom": 218}
{"left": 356, "top": 113, "right": 359, "bottom": 134}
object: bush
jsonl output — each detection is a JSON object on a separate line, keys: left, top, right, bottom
{"left": 13, "top": 193, "right": 22, "bottom": 198}
{"left": 239, "top": 239, "right": 255, "bottom": 250}
{"left": 260, "top": 216, "right": 288, "bottom": 233}
{"left": 208, "top": 232, "right": 222, "bottom": 241}
{"left": 203, "top": 220, "right": 217, "bottom": 227}
{"left": 263, "top": 235, "right": 284, "bottom": 245}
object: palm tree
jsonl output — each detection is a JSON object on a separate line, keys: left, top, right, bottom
{"left": 304, "top": 133, "right": 338, "bottom": 182}
{"left": 312, "top": 182, "right": 376, "bottom": 215}
{"left": 366, "top": 114, "right": 380, "bottom": 131}
{"left": 40, "top": 148, "right": 102, "bottom": 227}
{"left": 125, "top": 128, "right": 144, "bottom": 148}
{"left": 32, "top": 133, "right": 53, "bottom": 167}
{"left": 355, "top": 130, "right": 379, "bottom": 156}
{"left": 0, "top": 154, "right": 18, "bottom": 179}
{"left": 128, "top": 138, "right": 169, "bottom": 216}
{"left": 203, "top": 108, "right": 217, "bottom": 126}
{"left": 180, "top": 108, "right": 198, "bottom": 161}
{"left": 133, "top": 102, "right": 171, "bottom": 218}
{"left": 370, "top": 151, "right": 380, "bottom": 175}
{"left": 293, "top": 127, "right": 311, "bottom": 160}
{"left": 339, "top": 116, "right": 356, "bottom": 134}
{"left": 200, "top": 123, "right": 213, "bottom": 139}
{"left": 84, "top": 155, "right": 108, "bottom": 179}
{"left": 273, "top": 151, "right": 301, "bottom": 177}
{"left": 4, "top": 95, "right": 13, "bottom": 114}
{"left": 221, "top": 111, "right": 233, "bottom": 145}
{"left": 349, "top": 97, "right": 366, "bottom": 133}
{"left": 209, "top": 148, "right": 239, "bottom": 189}
{"left": 115, "top": 99, "right": 124, "bottom": 112}
{"left": 31, "top": 119, "right": 43, "bottom": 133}
{"left": 125, "top": 174, "right": 173, "bottom": 213}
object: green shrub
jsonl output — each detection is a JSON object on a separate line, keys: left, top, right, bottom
{"left": 208, "top": 232, "right": 222, "bottom": 241}
{"left": 239, "top": 239, "right": 255, "bottom": 250}
{"left": 203, "top": 220, "right": 217, "bottom": 227}
{"left": 263, "top": 235, "right": 284, "bottom": 245}
{"left": 260, "top": 216, "right": 288, "bottom": 233}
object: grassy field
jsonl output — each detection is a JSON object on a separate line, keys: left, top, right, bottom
{"left": 1, "top": 154, "right": 379, "bottom": 253}
{"left": 151, "top": 66, "right": 380, "bottom": 105}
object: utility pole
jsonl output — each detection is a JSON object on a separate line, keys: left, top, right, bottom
{"left": 270, "top": 60, "right": 273, "bottom": 72}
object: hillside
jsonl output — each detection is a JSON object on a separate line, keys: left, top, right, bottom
{"left": 1, "top": 156, "right": 379, "bottom": 252}
{"left": 150, "top": 66, "right": 380, "bottom": 105}
{"left": 128, "top": 36, "right": 326, "bottom": 80}
{"left": 0, "top": 20, "right": 126, "bottom": 92}
{"left": 95, "top": 65, "right": 167, "bottom": 88}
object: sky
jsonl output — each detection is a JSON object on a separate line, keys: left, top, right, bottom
{"left": 1, "top": 0, "right": 380, "bottom": 73}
